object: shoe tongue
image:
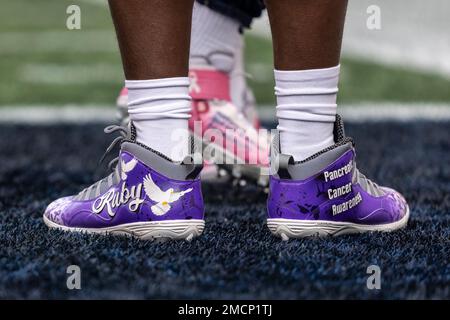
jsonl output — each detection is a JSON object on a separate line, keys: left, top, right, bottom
{"left": 333, "top": 114, "right": 346, "bottom": 143}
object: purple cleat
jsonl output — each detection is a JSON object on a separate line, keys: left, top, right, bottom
{"left": 267, "top": 115, "right": 409, "bottom": 239}
{"left": 44, "top": 124, "right": 205, "bottom": 240}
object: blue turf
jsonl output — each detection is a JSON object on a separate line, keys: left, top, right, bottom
{"left": 0, "top": 122, "right": 448, "bottom": 299}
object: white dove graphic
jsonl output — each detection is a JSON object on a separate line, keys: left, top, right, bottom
{"left": 143, "top": 173, "right": 193, "bottom": 216}
{"left": 121, "top": 157, "right": 138, "bottom": 180}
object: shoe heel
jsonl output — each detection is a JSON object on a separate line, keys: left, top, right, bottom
{"left": 132, "top": 219, "right": 205, "bottom": 241}
{"left": 267, "top": 219, "right": 335, "bottom": 240}
{"left": 44, "top": 215, "right": 205, "bottom": 241}
{"left": 267, "top": 211, "right": 409, "bottom": 240}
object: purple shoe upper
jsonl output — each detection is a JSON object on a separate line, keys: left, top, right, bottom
{"left": 268, "top": 115, "right": 408, "bottom": 225}
{"left": 45, "top": 137, "right": 204, "bottom": 229}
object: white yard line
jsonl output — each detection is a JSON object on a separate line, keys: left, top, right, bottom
{"left": 20, "top": 63, "right": 121, "bottom": 85}
{"left": 0, "top": 104, "right": 449, "bottom": 125}
{"left": 260, "top": 104, "right": 450, "bottom": 123}
{"left": 0, "top": 105, "right": 115, "bottom": 124}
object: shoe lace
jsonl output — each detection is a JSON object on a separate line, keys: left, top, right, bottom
{"left": 99, "top": 124, "right": 129, "bottom": 170}
{"left": 353, "top": 168, "right": 384, "bottom": 197}
{"left": 75, "top": 124, "right": 129, "bottom": 200}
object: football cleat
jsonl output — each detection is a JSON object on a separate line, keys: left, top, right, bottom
{"left": 267, "top": 115, "right": 409, "bottom": 239}
{"left": 188, "top": 68, "right": 269, "bottom": 186}
{"left": 43, "top": 124, "right": 205, "bottom": 240}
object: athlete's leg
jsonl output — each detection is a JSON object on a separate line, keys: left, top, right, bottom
{"left": 109, "top": 0, "right": 194, "bottom": 161}
{"left": 43, "top": 0, "right": 205, "bottom": 240}
{"left": 267, "top": 0, "right": 346, "bottom": 71}
{"left": 266, "top": 0, "right": 347, "bottom": 161}
{"left": 265, "top": 0, "right": 409, "bottom": 238}
{"left": 109, "top": 0, "right": 193, "bottom": 80}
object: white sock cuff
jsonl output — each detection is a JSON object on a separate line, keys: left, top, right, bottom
{"left": 125, "top": 77, "right": 191, "bottom": 161}
{"left": 276, "top": 106, "right": 337, "bottom": 123}
{"left": 275, "top": 66, "right": 340, "bottom": 161}
{"left": 274, "top": 65, "right": 340, "bottom": 123}
{"left": 275, "top": 66, "right": 339, "bottom": 95}
{"left": 125, "top": 77, "right": 190, "bottom": 89}
{"left": 126, "top": 77, "right": 191, "bottom": 121}
{"left": 274, "top": 65, "right": 340, "bottom": 81}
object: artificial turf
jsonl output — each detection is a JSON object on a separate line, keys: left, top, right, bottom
{"left": 0, "top": 122, "right": 448, "bottom": 299}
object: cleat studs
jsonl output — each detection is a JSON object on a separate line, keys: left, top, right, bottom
{"left": 218, "top": 169, "right": 228, "bottom": 177}
{"left": 186, "top": 233, "right": 194, "bottom": 242}
{"left": 280, "top": 233, "right": 289, "bottom": 241}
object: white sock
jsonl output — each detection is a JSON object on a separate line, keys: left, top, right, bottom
{"left": 190, "top": 2, "right": 241, "bottom": 72}
{"left": 229, "top": 38, "right": 248, "bottom": 112}
{"left": 126, "top": 77, "right": 191, "bottom": 162}
{"left": 275, "top": 65, "right": 340, "bottom": 161}
{"left": 191, "top": 2, "right": 249, "bottom": 112}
